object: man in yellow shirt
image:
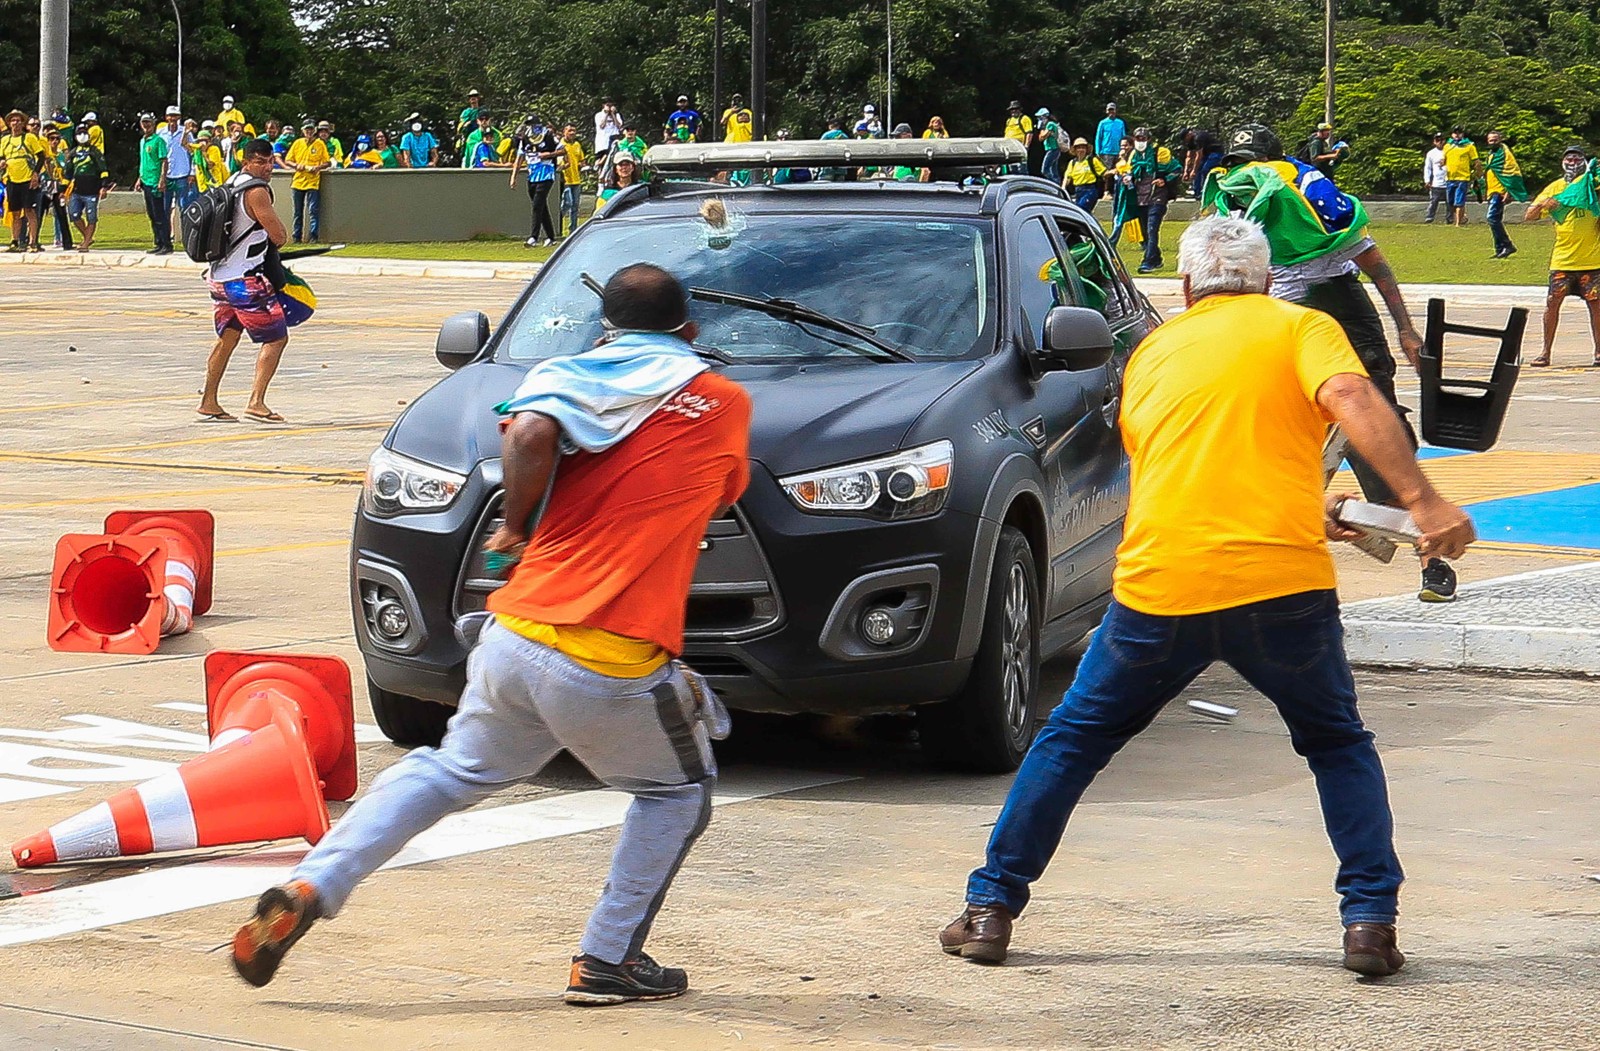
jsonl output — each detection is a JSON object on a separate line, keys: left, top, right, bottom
{"left": 216, "top": 95, "right": 247, "bottom": 132}
{"left": 721, "top": 93, "right": 754, "bottom": 142}
{"left": 81, "top": 111, "right": 105, "bottom": 151}
{"left": 1524, "top": 144, "right": 1600, "bottom": 366}
{"left": 1442, "top": 126, "right": 1480, "bottom": 227}
{"left": 2, "top": 109, "right": 49, "bottom": 251}
{"left": 284, "top": 120, "right": 332, "bottom": 242}
{"left": 940, "top": 216, "right": 1474, "bottom": 979}
{"left": 557, "top": 123, "right": 586, "bottom": 237}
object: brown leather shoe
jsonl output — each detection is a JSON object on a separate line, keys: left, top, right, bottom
{"left": 939, "top": 904, "right": 1013, "bottom": 964}
{"left": 1342, "top": 922, "right": 1406, "bottom": 976}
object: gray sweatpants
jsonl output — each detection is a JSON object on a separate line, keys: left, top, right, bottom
{"left": 292, "top": 618, "right": 716, "bottom": 964}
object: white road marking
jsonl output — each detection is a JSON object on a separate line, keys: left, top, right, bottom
{"left": 155, "top": 701, "right": 391, "bottom": 743}
{"left": 0, "top": 779, "right": 76, "bottom": 805}
{"left": 0, "top": 769, "right": 850, "bottom": 948}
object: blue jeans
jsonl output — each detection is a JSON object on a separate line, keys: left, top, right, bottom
{"left": 1486, "top": 192, "right": 1515, "bottom": 254}
{"left": 1140, "top": 200, "right": 1167, "bottom": 267}
{"left": 162, "top": 178, "right": 196, "bottom": 221}
{"left": 142, "top": 183, "right": 171, "bottom": 250}
{"left": 966, "top": 591, "right": 1404, "bottom": 927}
{"left": 1446, "top": 180, "right": 1469, "bottom": 208}
{"left": 561, "top": 184, "right": 581, "bottom": 236}
{"left": 1072, "top": 185, "right": 1101, "bottom": 213}
{"left": 292, "top": 187, "right": 320, "bottom": 241}
{"left": 1041, "top": 150, "right": 1062, "bottom": 185}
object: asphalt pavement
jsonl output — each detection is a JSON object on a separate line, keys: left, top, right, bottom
{"left": 0, "top": 267, "right": 1595, "bottom": 1051}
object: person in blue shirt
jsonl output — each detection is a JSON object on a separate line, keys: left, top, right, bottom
{"left": 817, "top": 117, "right": 850, "bottom": 182}
{"left": 509, "top": 119, "right": 560, "bottom": 246}
{"left": 1095, "top": 103, "right": 1127, "bottom": 170}
{"left": 399, "top": 119, "right": 438, "bottom": 168}
{"left": 665, "top": 95, "right": 702, "bottom": 141}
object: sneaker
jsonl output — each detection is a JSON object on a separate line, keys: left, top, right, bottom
{"left": 524, "top": 236, "right": 539, "bottom": 247}
{"left": 541, "top": 238, "right": 553, "bottom": 247}
{"left": 1137, "top": 261, "right": 1159, "bottom": 274}
{"left": 1419, "top": 558, "right": 1457, "bottom": 602}
{"left": 1502, "top": 246, "right": 1517, "bottom": 259}
{"left": 231, "top": 880, "right": 322, "bottom": 987}
{"left": 564, "top": 952, "right": 689, "bottom": 1005}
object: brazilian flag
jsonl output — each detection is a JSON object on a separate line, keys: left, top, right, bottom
{"left": 1551, "top": 160, "right": 1600, "bottom": 223}
{"left": 276, "top": 268, "right": 317, "bottom": 328}
{"left": 1202, "top": 162, "right": 1370, "bottom": 266}
{"left": 1486, "top": 145, "right": 1530, "bottom": 202}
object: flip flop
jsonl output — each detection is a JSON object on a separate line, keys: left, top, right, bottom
{"left": 196, "top": 410, "right": 239, "bottom": 423}
{"left": 245, "top": 410, "right": 287, "bottom": 423}
{"left": 1527, "top": 357, "right": 1550, "bottom": 368}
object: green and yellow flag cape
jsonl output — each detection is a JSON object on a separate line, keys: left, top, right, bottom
{"left": 1550, "top": 160, "right": 1600, "bottom": 223}
{"left": 1486, "top": 145, "right": 1529, "bottom": 201}
{"left": 1201, "top": 162, "right": 1370, "bottom": 266}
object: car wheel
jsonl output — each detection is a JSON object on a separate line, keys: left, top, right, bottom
{"left": 366, "top": 676, "right": 454, "bottom": 747}
{"left": 919, "top": 526, "right": 1042, "bottom": 773}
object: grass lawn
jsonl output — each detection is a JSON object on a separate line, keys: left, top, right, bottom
{"left": 71, "top": 209, "right": 1552, "bottom": 284}
{"left": 1113, "top": 219, "right": 1552, "bottom": 286}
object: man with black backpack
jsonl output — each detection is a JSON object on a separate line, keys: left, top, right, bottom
{"left": 191, "top": 138, "right": 292, "bottom": 424}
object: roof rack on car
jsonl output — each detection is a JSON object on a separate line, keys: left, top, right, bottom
{"left": 642, "top": 136, "right": 1025, "bottom": 175}
{"left": 977, "top": 175, "right": 1070, "bottom": 215}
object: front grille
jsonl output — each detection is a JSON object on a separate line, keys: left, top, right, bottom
{"left": 679, "top": 653, "right": 753, "bottom": 677}
{"left": 453, "top": 496, "right": 783, "bottom": 639}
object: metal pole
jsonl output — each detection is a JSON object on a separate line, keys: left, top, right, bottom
{"left": 713, "top": 0, "right": 724, "bottom": 140}
{"left": 38, "top": 0, "right": 69, "bottom": 119}
{"left": 885, "top": 0, "right": 892, "bottom": 133}
{"left": 750, "top": 0, "right": 766, "bottom": 140}
{"left": 172, "top": 0, "right": 184, "bottom": 114}
{"left": 1323, "top": 0, "right": 1335, "bottom": 126}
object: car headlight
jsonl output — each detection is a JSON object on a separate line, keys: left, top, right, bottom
{"left": 779, "top": 440, "right": 953, "bottom": 520}
{"left": 364, "top": 447, "right": 467, "bottom": 515}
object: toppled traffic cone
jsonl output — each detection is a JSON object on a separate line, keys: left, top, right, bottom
{"left": 46, "top": 509, "right": 215, "bottom": 654}
{"left": 205, "top": 651, "right": 358, "bottom": 801}
{"left": 10, "top": 704, "right": 328, "bottom": 868}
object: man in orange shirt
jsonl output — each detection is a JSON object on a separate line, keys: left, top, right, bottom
{"left": 938, "top": 217, "right": 1474, "bottom": 978}
{"left": 232, "top": 264, "right": 752, "bottom": 1006}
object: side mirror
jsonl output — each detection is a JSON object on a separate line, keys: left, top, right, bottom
{"left": 436, "top": 310, "right": 490, "bottom": 370}
{"left": 1041, "top": 306, "right": 1114, "bottom": 372}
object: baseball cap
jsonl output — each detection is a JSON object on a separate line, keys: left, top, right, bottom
{"left": 677, "top": 94, "right": 689, "bottom": 103}
{"left": 1316, "top": 121, "right": 1333, "bottom": 131}
{"left": 467, "top": 88, "right": 482, "bottom": 96}
{"left": 83, "top": 111, "right": 97, "bottom": 121}
{"left": 892, "top": 122, "right": 913, "bottom": 135}
{"left": 1223, "top": 123, "right": 1283, "bottom": 164}
{"left": 1105, "top": 102, "right": 1117, "bottom": 111}
{"left": 302, "top": 119, "right": 317, "bottom": 129}
{"left": 223, "top": 94, "right": 235, "bottom": 105}
{"left": 1035, "top": 107, "right": 1050, "bottom": 118}
{"left": 317, "top": 120, "right": 332, "bottom": 130}
{"left": 356, "top": 134, "right": 372, "bottom": 146}
{"left": 863, "top": 104, "right": 876, "bottom": 114}
{"left": 613, "top": 152, "right": 637, "bottom": 164}
{"left": 165, "top": 104, "right": 181, "bottom": 116}
{"left": 1132, "top": 126, "right": 1151, "bottom": 139}
{"left": 1564, "top": 143, "right": 1587, "bottom": 157}
{"left": 138, "top": 111, "right": 155, "bottom": 121}
{"left": 201, "top": 119, "right": 216, "bottom": 128}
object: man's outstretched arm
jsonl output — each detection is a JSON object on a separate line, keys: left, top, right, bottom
{"left": 1354, "top": 243, "right": 1423, "bottom": 368}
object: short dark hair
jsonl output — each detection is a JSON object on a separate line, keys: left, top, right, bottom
{"left": 240, "top": 137, "right": 274, "bottom": 161}
{"left": 603, "top": 264, "right": 688, "bottom": 332}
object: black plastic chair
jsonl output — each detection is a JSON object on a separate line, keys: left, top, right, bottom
{"left": 1418, "top": 296, "right": 1526, "bottom": 451}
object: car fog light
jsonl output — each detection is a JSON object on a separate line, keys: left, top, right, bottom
{"left": 861, "top": 607, "right": 897, "bottom": 645}
{"left": 375, "top": 599, "right": 410, "bottom": 640}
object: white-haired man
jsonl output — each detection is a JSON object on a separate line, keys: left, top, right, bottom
{"left": 938, "top": 216, "right": 1476, "bottom": 979}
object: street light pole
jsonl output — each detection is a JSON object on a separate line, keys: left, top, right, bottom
{"left": 38, "top": 0, "right": 69, "bottom": 119}
{"left": 172, "top": 0, "right": 184, "bottom": 113}
{"left": 1323, "top": 0, "right": 1335, "bottom": 126}
{"left": 885, "top": 0, "right": 893, "bottom": 132}
{"left": 713, "top": 0, "right": 724, "bottom": 138}
{"left": 750, "top": 0, "right": 766, "bottom": 140}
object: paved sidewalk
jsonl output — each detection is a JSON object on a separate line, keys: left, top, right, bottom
{"left": 1344, "top": 562, "right": 1600, "bottom": 675}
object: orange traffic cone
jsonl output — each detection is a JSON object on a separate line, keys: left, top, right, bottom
{"left": 46, "top": 509, "right": 215, "bottom": 654}
{"left": 10, "top": 705, "right": 328, "bottom": 868}
{"left": 204, "top": 651, "right": 358, "bottom": 801}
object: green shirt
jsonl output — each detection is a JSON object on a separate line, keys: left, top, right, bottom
{"left": 379, "top": 145, "right": 402, "bottom": 168}
{"left": 462, "top": 127, "right": 501, "bottom": 167}
{"left": 1040, "top": 120, "right": 1061, "bottom": 153}
{"left": 139, "top": 133, "right": 169, "bottom": 187}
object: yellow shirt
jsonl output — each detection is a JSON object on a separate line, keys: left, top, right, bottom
{"left": 1536, "top": 177, "right": 1600, "bottom": 271}
{"left": 722, "top": 107, "right": 754, "bottom": 143}
{"left": 1063, "top": 154, "right": 1106, "bottom": 186}
{"left": 558, "top": 140, "right": 584, "bottom": 183}
{"left": 349, "top": 148, "right": 383, "bottom": 167}
{"left": 1114, "top": 293, "right": 1366, "bottom": 615}
{"left": 1004, "top": 115, "right": 1033, "bottom": 142}
{"left": 1443, "top": 141, "right": 1478, "bottom": 181}
{"left": 1, "top": 132, "right": 47, "bottom": 182}
{"left": 86, "top": 125, "right": 104, "bottom": 151}
{"left": 922, "top": 128, "right": 948, "bottom": 138}
{"left": 285, "top": 137, "right": 331, "bottom": 190}
{"left": 198, "top": 144, "right": 228, "bottom": 189}
{"left": 216, "top": 107, "right": 247, "bottom": 131}
{"left": 496, "top": 615, "right": 669, "bottom": 678}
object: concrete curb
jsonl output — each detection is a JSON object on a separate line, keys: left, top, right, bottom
{"left": 1131, "top": 276, "right": 1548, "bottom": 308}
{"left": 1343, "top": 562, "right": 1600, "bottom": 676}
{"left": 0, "top": 251, "right": 541, "bottom": 282}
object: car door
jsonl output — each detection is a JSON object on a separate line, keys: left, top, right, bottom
{"left": 1044, "top": 214, "right": 1146, "bottom": 607}
{"left": 1006, "top": 211, "right": 1112, "bottom": 620}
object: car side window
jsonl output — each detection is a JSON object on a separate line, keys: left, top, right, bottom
{"left": 1012, "top": 216, "right": 1075, "bottom": 348}
{"left": 1052, "top": 219, "right": 1131, "bottom": 322}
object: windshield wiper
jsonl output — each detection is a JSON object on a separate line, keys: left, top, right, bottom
{"left": 688, "top": 286, "right": 914, "bottom": 362}
{"left": 577, "top": 271, "right": 737, "bottom": 365}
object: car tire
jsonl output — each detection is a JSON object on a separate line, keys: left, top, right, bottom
{"left": 367, "top": 676, "right": 454, "bottom": 747}
{"left": 918, "top": 526, "right": 1042, "bottom": 773}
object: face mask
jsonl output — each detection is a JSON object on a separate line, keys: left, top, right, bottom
{"left": 1133, "top": 139, "right": 1149, "bottom": 151}
{"left": 411, "top": 122, "right": 422, "bottom": 133}
{"left": 1564, "top": 158, "right": 1586, "bottom": 179}
{"left": 75, "top": 133, "right": 88, "bottom": 144}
